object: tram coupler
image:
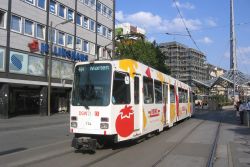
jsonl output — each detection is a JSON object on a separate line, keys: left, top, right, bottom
{"left": 72, "top": 137, "right": 97, "bottom": 152}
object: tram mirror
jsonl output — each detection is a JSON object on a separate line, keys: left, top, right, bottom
{"left": 125, "top": 76, "right": 130, "bottom": 84}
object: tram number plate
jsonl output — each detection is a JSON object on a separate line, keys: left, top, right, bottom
{"left": 85, "top": 122, "right": 91, "bottom": 126}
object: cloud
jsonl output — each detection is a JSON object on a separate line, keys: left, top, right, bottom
{"left": 237, "top": 46, "right": 250, "bottom": 65}
{"left": 116, "top": 11, "right": 125, "bottom": 22}
{"left": 198, "top": 37, "right": 213, "bottom": 44}
{"left": 115, "top": 11, "right": 202, "bottom": 33}
{"left": 223, "top": 46, "right": 250, "bottom": 64}
{"left": 148, "top": 36, "right": 156, "bottom": 42}
{"left": 126, "top": 11, "right": 163, "bottom": 28}
{"left": 172, "top": 1, "right": 195, "bottom": 10}
{"left": 206, "top": 18, "right": 217, "bottom": 27}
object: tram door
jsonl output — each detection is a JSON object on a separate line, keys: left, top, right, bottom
{"left": 133, "top": 76, "right": 141, "bottom": 133}
{"left": 163, "top": 83, "right": 168, "bottom": 126}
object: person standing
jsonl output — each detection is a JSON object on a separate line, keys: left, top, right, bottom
{"left": 238, "top": 101, "right": 245, "bottom": 125}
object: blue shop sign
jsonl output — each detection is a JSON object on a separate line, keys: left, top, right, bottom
{"left": 40, "top": 43, "right": 88, "bottom": 62}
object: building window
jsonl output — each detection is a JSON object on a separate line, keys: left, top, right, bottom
{"left": 108, "top": 29, "right": 112, "bottom": 39}
{"left": 108, "top": 9, "right": 112, "bottom": 19}
{"left": 97, "top": 1, "right": 102, "bottom": 13}
{"left": 37, "top": 0, "right": 46, "bottom": 9}
{"left": 76, "top": 13, "right": 81, "bottom": 25}
{"left": 102, "top": 5, "right": 107, "bottom": 16}
{"left": 58, "top": 31, "right": 65, "bottom": 46}
{"left": 48, "top": 28, "right": 56, "bottom": 43}
{"left": 67, "top": 8, "right": 74, "bottom": 21}
{"left": 83, "top": 16, "right": 88, "bottom": 29}
{"left": 0, "top": 10, "right": 6, "bottom": 28}
{"left": 97, "top": 24, "right": 101, "bottom": 34}
{"left": 24, "top": 19, "right": 34, "bottom": 36}
{"left": 25, "top": 0, "right": 35, "bottom": 5}
{"left": 90, "top": 19, "right": 95, "bottom": 32}
{"left": 0, "top": 48, "right": 5, "bottom": 71}
{"left": 89, "top": 42, "right": 95, "bottom": 55}
{"left": 84, "top": 0, "right": 89, "bottom": 6}
{"left": 36, "top": 23, "right": 45, "bottom": 39}
{"left": 67, "top": 35, "right": 73, "bottom": 48}
{"left": 83, "top": 41, "right": 89, "bottom": 53}
{"left": 50, "top": 0, "right": 56, "bottom": 14}
{"left": 102, "top": 26, "right": 107, "bottom": 37}
{"left": 58, "top": 4, "right": 65, "bottom": 18}
{"left": 11, "top": 15, "right": 22, "bottom": 33}
{"left": 90, "top": 0, "right": 96, "bottom": 8}
{"left": 76, "top": 38, "right": 82, "bottom": 51}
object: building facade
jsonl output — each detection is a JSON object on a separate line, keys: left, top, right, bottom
{"left": 0, "top": 0, "right": 114, "bottom": 118}
{"left": 115, "top": 23, "right": 146, "bottom": 36}
{"left": 159, "top": 42, "right": 207, "bottom": 86}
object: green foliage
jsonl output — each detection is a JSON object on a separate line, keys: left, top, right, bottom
{"left": 115, "top": 39, "right": 170, "bottom": 74}
{"left": 209, "top": 94, "right": 232, "bottom": 106}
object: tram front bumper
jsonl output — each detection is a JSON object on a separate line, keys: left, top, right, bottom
{"left": 72, "top": 137, "right": 97, "bottom": 151}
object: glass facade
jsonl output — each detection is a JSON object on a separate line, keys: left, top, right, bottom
{"left": 9, "top": 51, "right": 29, "bottom": 74}
{"left": 0, "top": 48, "right": 5, "bottom": 71}
{"left": 28, "top": 55, "right": 45, "bottom": 76}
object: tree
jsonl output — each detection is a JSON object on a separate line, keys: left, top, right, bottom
{"left": 115, "top": 38, "right": 170, "bottom": 74}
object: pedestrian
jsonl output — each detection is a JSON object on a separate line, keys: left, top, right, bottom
{"left": 235, "top": 101, "right": 240, "bottom": 117}
{"left": 238, "top": 101, "right": 245, "bottom": 125}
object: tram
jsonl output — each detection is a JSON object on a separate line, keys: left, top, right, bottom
{"left": 70, "top": 59, "right": 194, "bottom": 151}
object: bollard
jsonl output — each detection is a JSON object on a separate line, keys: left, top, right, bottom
{"left": 248, "top": 111, "right": 250, "bottom": 128}
{"left": 243, "top": 111, "right": 250, "bottom": 127}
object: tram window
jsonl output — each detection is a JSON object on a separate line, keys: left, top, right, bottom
{"left": 154, "top": 80, "right": 162, "bottom": 103}
{"left": 178, "top": 88, "right": 183, "bottom": 103}
{"left": 112, "top": 71, "right": 130, "bottom": 104}
{"left": 134, "top": 76, "right": 139, "bottom": 104}
{"left": 184, "top": 89, "right": 188, "bottom": 103}
{"left": 170, "top": 85, "right": 175, "bottom": 103}
{"left": 163, "top": 84, "right": 168, "bottom": 103}
{"left": 143, "top": 76, "right": 154, "bottom": 104}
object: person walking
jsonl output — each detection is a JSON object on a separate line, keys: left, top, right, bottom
{"left": 238, "top": 101, "right": 245, "bottom": 125}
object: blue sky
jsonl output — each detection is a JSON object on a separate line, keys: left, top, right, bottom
{"left": 115, "top": 0, "right": 250, "bottom": 74}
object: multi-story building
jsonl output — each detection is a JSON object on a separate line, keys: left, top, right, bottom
{"left": 206, "top": 63, "right": 226, "bottom": 80}
{"left": 159, "top": 41, "right": 207, "bottom": 86}
{"left": 0, "top": 0, "right": 114, "bottom": 118}
{"left": 206, "top": 63, "right": 227, "bottom": 95}
{"left": 116, "top": 23, "right": 146, "bottom": 36}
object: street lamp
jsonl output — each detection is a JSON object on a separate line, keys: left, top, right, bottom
{"left": 48, "top": 19, "right": 73, "bottom": 116}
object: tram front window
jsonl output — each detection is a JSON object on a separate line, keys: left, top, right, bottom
{"left": 72, "top": 64, "right": 112, "bottom": 107}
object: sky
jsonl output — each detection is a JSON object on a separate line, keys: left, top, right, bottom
{"left": 115, "top": 0, "right": 250, "bottom": 74}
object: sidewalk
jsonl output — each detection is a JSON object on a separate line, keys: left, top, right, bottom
{"left": 0, "top": 113, "right": 70, "bottom": 132}
{"left": 214, "top": 106, "right": 250, "bottom": 167}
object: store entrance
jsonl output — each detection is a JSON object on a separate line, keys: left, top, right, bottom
{"left": 51, "top": 88, "right": 70, "bottom": 114}
{"left": 11, "top": 89, "right": 40, "bottom": 117}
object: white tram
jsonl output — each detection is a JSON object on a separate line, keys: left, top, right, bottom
{"left": 70, "top": 59, "right": 194, "bottom": 151}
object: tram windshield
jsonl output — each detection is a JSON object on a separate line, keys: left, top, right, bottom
{"left": 72, "top": 63, "right": 112, "bottom": 107}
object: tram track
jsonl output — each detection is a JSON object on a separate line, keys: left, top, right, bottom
{"left": 7, "top": 112, "right": 222, "bottom": 167}
{"left": 151, "top": 111, "right": 222, "bottom": 167}
{"left": 151, "top": 120, "right": 206, "bottom": 167}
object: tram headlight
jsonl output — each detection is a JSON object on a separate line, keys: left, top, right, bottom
{"left": 100, "top": 123, "right": 109, "bottom": 129}
{"left": 71, "top": 122, "right": 78, "bottom": 128}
